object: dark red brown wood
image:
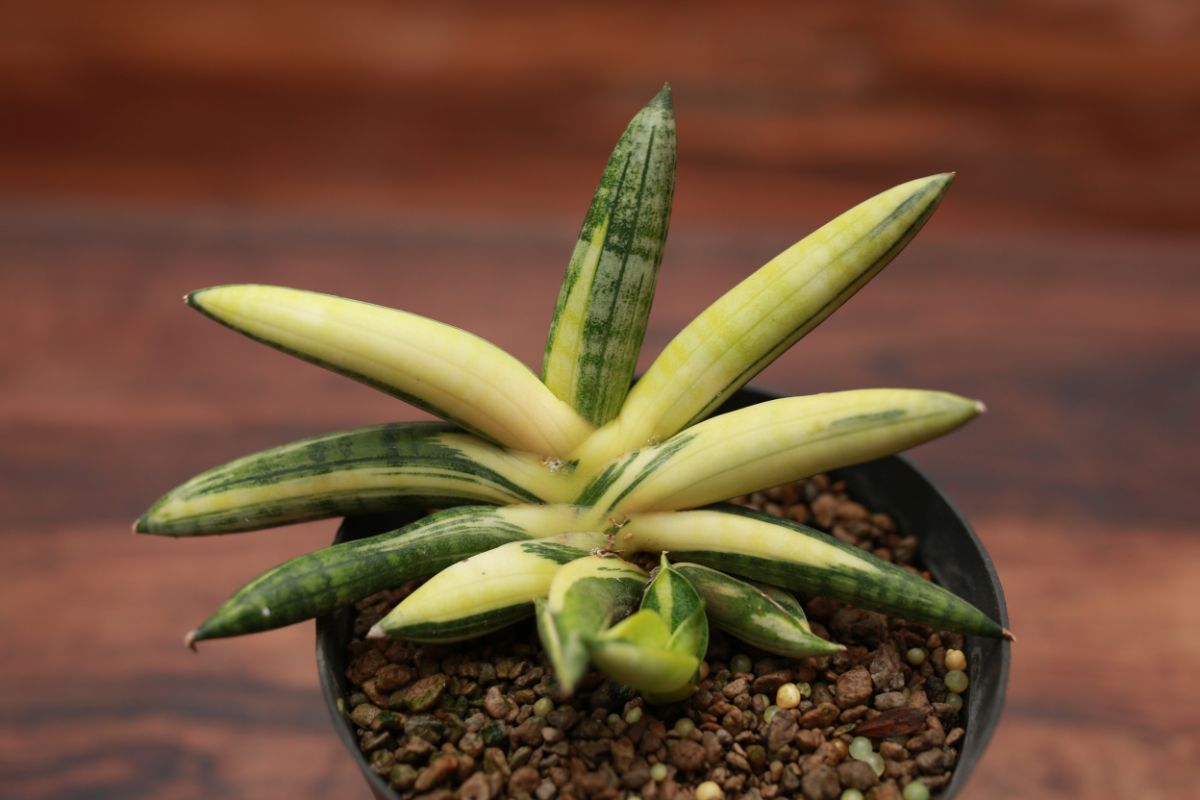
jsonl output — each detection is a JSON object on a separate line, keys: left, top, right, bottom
{"left": 2, "top": 3, "right": 1197, "bottom": 798}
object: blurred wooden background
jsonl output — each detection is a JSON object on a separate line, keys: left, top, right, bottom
{"left": 2, "top": 2, "right": 1197, "bottom": 798}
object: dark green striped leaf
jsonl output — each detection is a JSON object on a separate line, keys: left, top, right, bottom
{"left": 542, "top": 85, "right": 676, "bottom": 426}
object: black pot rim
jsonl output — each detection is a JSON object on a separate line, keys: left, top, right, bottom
{"left": 316, "top": 388, "right": 1010, "bottom": 800}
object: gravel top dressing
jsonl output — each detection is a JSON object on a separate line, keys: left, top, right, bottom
{"left": 341, "top": 475, "right": 969, "bottom": 800}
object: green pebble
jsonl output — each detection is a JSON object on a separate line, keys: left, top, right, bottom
{"left": 944, "top": 692, "right": 964, "bottom": 712}
{"left": 650, "top": 762, "right": 669, "bottom": 782}
{"left": 673, "top": 717, "right": 696, "bottom": 736}
{"left": 763, "top": 705, "right": 779, "bottom": 723}
{"left": 848, "top": 736, "right": 874, "bottom": 761}
{"left": 906, "top": 647, "right": 927, "bottom": 665}
{"left": 865, "top": 752, "right": 885, "bottom": 777}
{"left": 945, "top": 669, "right": 969, "bottom": 693}
{"left": 796, "top": 681, "right": 812, "bottom": 699}
{"left": 731, "top": 654, "right": 752, "bottom": 674}
{"left": 533, "top": 697, "right": 554, "bottom": 717}
{"left": 903, "top": 781, "right": 931, "bottom": 800}
{"left": 607, "top": 713, "right": 622, "bottom": 726}
{"left": 625, "top": 706, "right": 644, "bottom": 724}
{"left": 841, "top": 791, "right": 866, "bottom": 800}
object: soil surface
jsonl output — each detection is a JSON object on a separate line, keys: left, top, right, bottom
{"left": 341, "top": 475, "right": 969, "bottom": 799}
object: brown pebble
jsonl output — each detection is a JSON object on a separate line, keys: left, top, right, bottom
{"left": 511, "top": 716, "right": 546, "bottom": 747}
{"left": 794, "top": 729, "right": 823, "bottom": 752}
{"left": 875, "top": 692, "right": 907, "bottom": 711}
{"left": 534, "top": 778, "right": 557, "bottom": 799}
{"left": 358, "top": 730, "right": 392, "bottom": 753}
{"left": 800, "top": 763, "right": 841, "bottom": 800}
{"left": 574, "top": 772, "right": 610, "bottom": 794}
{"left": 393, "top": 674, "right": 447, "bottom": 712}
{"left": 838, "top": 759, "right": 879, "bottom": 790}
{"left": 838, "top": 500, "right": 869, "bottom": 521}
{"left": 922, "top": 773, "right": 953, "bottom": 790}
{"left": 368, "top": 749, "right": 394, "bottom": 775}
{"left": 508, "top": 765, "right": 540, "bottom": 794}
{"left": 840, "top": 705, "right": 871, "bottom": 723}
{"left": 725, "top": 751, "right": 750, "bottom": 771}
{"left": 361, "top": 678, "right": 389, "bottom": 708}
{"left": 575, "top": 739, "right": 611, "bottom": 764}
{"left": 389, "top": 763, "right": 418, "bottom": 791}
{"left": 788, "top": 504, "right": 812, "bottom": 524}
{"left": 611, "top": 737, "right": 636, "bottom": 772}
{"left": 459, "top": 731, "right": 484, "bottom": 758}
{"left": 667, "top": 739, "right": 708, "bottom": 772}
{"left": 765, "top": 709, "right": 799, "bottom": 752}
{"left": 867, "top": 780, "right": 903, "bottom": 800}
{"left": 622, "top": 765, "right": 650, "bottom": 789}
{"left": 546, "top": 706, "right": 578, "bottom": 731}
{"left": 346, "top": 649, "right": 388, "bottom": 685}
{"left": 376, "top": 663, "right": 414, "bottom": 691}
{"left": 722, "top": 677, "right": 748, "bottom": 699}
{"left": 414, "top": 754, "right": 459, "bottom": 792}
{"left": 869, "top": 644, "right": 905, "bottom": 692}
{"left": 883, "top": 757, "right": 917, "bottom": 783}
{"left": 836, "top": 668, "right": 874, "bottom": 707}
{"left": 812, "top": 495, "right": 838, "bottom": 529}
{"left": 831, "top": 608, "right": 888, "bottom": 642}
{"left": 482, "top": 747, "right": 507, "bottom": 775}
{"left": 915, "top": 748, "right": 949, "bottom": 773}
{"left": 483, "top": 685, "right": 511, "bottom": 720}
{"left": 905, "top": 726, "right": 946, "bottom": 753}
{"left": 751, "top": 670, "right": 793, "bottom": 694}
{"left": 350, "top": 703, "right": 381, "bottom": 728}
{"left": 879, "top": 741, "right": 907, "bottom": 761}
{"left": 799, "top": 703, "right": 840, "bottom": 729}
{"left": 396, "top": 735, "right": 435, "bottom": 763}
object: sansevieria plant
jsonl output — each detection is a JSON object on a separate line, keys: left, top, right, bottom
{"left": 139, "top": 85, "right": 1010, "bottom": 701}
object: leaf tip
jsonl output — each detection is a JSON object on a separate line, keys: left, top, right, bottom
{"left": 184, "top": 630, "right": 199, "bottom": 651}
{"left": 366, "top": 624, "right": 387, "bottom": 641}
{"left": 183, "top": 288, "right": 205, "bottom": 309}
{"left": 650, "top": 83, "right": 673, "bottom": 111}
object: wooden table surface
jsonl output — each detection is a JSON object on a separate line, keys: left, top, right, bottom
{"left": 2, "top": 3, "right": 1198, "bottom": 798}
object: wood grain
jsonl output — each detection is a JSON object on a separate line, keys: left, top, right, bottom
{"left": 2, "top": 3, "right": 1198, "bottom": 798}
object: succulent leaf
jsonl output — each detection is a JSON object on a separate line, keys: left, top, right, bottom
{"left": 674, "top": 563, "right": 843, "bottom": 657}
{"left": 587, "top": 554, "right": 708, "bottom": 702}
{"left": 137, "top": 422, "right": 573, "bottom": 536}
{"left": 584, "top": 611, "right": 697, "bottom": 695}
{"left": 572, "top": 174, "right": 955, "bottom": 465}
{"left": 188, "top": 285, "right": 594, "bottom": 457}
{"left": 543, "top": 85, "right": 676, "bottom": 427}
{"left": 187, "top": 504, "right": 586, "bottom": 644}
{"left": 536, "top": 555, "right": 647, "bottom": 694}
{"left": 589, "top": 389, "right": 983, "bottom": 519}
{"left": 619, "top": 507, "right": 1006, "bottom": 638}
{"left": 370, "top": 532, "right": 605, "bottom": 641}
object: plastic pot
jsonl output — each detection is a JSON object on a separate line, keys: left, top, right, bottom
{"left": 316, "top": 388, "right": 1010, "bottom": 799}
